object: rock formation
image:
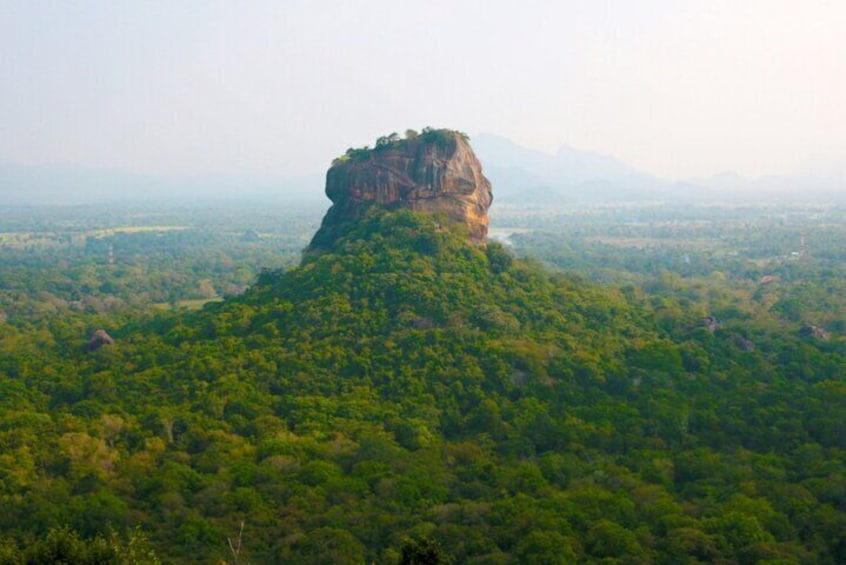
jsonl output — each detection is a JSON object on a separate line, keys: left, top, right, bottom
{"left": 309, "top": 129, "right": 493, "bottom": 250}
{"left": 701, "top": 315, "right": 719, "bottom": 333}
{"left": 732, "top": 334, "right": 755, "bottom": 352}
{"left": 799, "top": 325, "right": 830, "bottom": 341}
{"left": 86, "top": 328, "right": 115, "bottom": 352}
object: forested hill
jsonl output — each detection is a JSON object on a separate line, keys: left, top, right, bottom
{"left": 1, "top": 210, "right": 844, "bottom": 563}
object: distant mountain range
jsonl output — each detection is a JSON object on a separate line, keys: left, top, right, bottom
{"left": 471, "top": 133, "right": 685, "bottom": 203}
{"left": 472, "top": 133, "right": 846, "bottom": 203}
{"left": 1, "top": 135, "right": 843, "bottom": 205}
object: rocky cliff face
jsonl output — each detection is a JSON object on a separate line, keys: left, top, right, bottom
{"left": 309, "top": 130, "right": 493, "bottom": 250}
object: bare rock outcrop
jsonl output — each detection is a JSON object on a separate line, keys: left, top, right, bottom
{"left": 309, "top": 129, "right": 493, "bottom": 250}
{"left": 799, "top": 325, "right": 830, "bottom": 341}
{"left": 701, "top": 315, "right": 719, "bottom": 333}
{"left": 86, "top": 328, "right": 115, "bottom": 352}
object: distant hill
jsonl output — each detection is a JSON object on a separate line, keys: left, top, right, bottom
{"left": 473, "top": 134, "right": 846, "bottom": 203}
{"left": 472, "top": 133, "right": 686, "bottom": 202}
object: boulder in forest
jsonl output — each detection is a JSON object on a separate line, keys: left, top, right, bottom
{"left": 701, "top": 315, "right": 719, "bottom": 333}
{"left": 732, "top": 334, "right": 755, "bottom": 351}
{"left": 86, "top": 328, "right": 115, "bottom": 352}
{"left": 799, "top": 325, "right": 830, "bottom": 341}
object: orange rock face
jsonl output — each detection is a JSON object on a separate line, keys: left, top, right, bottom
{"left": 309, "top": 131, "right": 493, "bottom": 250}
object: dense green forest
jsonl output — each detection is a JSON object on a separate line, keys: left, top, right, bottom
{"left": 0, "top": 202, "right": 844, "bottom": 563}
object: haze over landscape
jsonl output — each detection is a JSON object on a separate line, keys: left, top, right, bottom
{"left": 2, "top": 0, "right": 845, "bottom": 203}
{"left": 3, "top": 3, "right": 846, "bottom": 562}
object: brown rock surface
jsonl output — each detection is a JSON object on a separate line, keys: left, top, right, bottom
{"left": 86, "top": 328, "right": 115, "bottom": 352}
{"left": 309, "top": 130, "right": 493, "bottom": 250}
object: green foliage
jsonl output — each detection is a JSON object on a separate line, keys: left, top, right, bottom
{"left": 0, "top": 527, "right": 159, "bottom": 565}
{"left": 281, "top": 527, "right": 366, "bottom": 564}
{"left": 0, "top": 205, "right": 844, "bottom": 562}
{"left": 514, "top": 530, "right": 576, "bottom": 564}
{"left": 400, "top": 537, "right": 452, "bottom": 565}
{"left": 332, "top": 127, "right": 470, "bottom": 165}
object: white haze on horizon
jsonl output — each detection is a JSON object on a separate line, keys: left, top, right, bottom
{"left": 1, "top": 0, "right": 844, "bottom": 187}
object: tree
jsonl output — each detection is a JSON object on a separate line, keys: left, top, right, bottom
{"left": 282, "top": 528, "right": 366, "bottom": 564}
{"left": 400, "top": 537, "right": 452, "bottom": 565}
{"left": 514, "top": 531, "right": 577, "bottom": 564}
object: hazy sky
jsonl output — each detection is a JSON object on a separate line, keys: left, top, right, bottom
{"left": 2, "top": 0, "right": 844, "bottom": 180}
